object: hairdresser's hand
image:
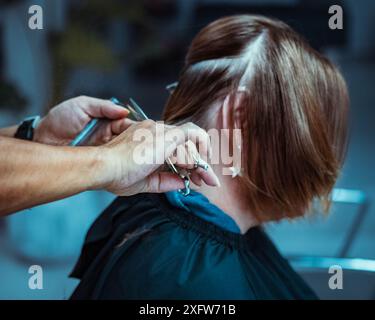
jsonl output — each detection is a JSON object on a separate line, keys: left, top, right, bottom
{"left": 34, "top": 96, "right": 129, "bottom": 146}
{"left": 95, "top": 120, "right": 220, "bottom": 195}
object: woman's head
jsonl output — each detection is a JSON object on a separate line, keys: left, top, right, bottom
{"left": 163, "top": 15, "right": 349, "bottom": 222}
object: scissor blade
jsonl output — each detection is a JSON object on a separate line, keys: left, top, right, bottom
{"left": 125, "top": 104, "right": 146, "bottom": 121}
{"left": 129, "top": 98, "right": 149, "bottom": 120}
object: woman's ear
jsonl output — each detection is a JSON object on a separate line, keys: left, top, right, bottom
{"left": 220, "top": 92, "right": 246, "bottom": 130}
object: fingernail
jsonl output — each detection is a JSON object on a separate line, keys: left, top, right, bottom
{"left": 213, "top": 174, "right": 221, "bottom": 187}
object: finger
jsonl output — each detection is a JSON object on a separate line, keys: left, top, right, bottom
{"left": 146, "top": 172, "right": 186, "bottom": 193}
{"left": 84, "top": 97, "right": 129, "bottom": 120}
{"left": 195, "top": 165, "right": 220, "bottom": 187}
{"left": 164, "top": 122, "right": 212, "bottom": 161}
{"left": 111, "top": 118, "right": 137, "bottom": 135}
{"left": 190, "top": 170, "right": 203, "bottom": 187}
{"left": 170, "top": 141, "right": 199, "bottom": 170}
{"left": 169, "top": 141, "right": 219, "bottom": 187}
{"left": 81, "top": 120, "right": 112, "bottom": 146}
{"left": 84, "top": 118, "right": 133, "bottom": 146}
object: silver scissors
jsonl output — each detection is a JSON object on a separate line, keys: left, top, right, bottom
{"left": 70, "top": 97, "right": 192, "bottom": 196}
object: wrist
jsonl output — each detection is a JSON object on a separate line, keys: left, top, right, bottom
{"left": 0, "top": 125, "right": 18, "bottom": 138}
{"left": 85, "top": 146, "right": 112, "bottom": 191}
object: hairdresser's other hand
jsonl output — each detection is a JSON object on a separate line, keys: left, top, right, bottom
{"left": 95, "top": 120, "right": 220, "bottom": 195}
{"left": 34, "top": 96, "right": 129, "bottom": 146}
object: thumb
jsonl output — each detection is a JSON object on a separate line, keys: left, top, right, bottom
{"left": 146, "top": 172, "right": 186, "bottom": 193}
{"left": 111, "top": 118, "right": 136, "bottom": 135}
{"left": 84, "top": 97, "right": 129, "bottom": 120}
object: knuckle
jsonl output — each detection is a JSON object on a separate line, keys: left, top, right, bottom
{"left": 186, "top": 122, "right": 205, "bottom": 136}
{"left": 77, "top": 95, "right": 88, "bottom": 101}
{"left": 143, "top": 119, "right": 155, "bottom": 127}
{"left": 186, "top": 122, "right": 197, "bottom": 129}
{"left": 76, "top": 95, "right": 89, "bottom": 107}
{"left": 186, "top": 140, "right": 196, "bottom": 149}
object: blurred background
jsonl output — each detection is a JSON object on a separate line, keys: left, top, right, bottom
{"left": 0, "top": 0, "right": 374, "bottom": 299}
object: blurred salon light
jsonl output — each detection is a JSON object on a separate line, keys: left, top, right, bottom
{"left": 290, "top": 256, "right": 375, "bottom": 273}
{"left": 332, "top": 188, "right": 367, "bottom": 204}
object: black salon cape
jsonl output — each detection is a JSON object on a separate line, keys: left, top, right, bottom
{"left": 70, "top": 193, "right": 317, "bottom": 300}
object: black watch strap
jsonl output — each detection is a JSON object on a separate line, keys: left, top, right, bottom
{"left": 14, "top": 116, "right": 40, "bottom": 141}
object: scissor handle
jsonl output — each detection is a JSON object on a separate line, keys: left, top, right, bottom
{"left": 165, "top": 158, "right": 191, "bottom": 196}
{"left": 178, "top": 176, "right": 191, "bottom": 197}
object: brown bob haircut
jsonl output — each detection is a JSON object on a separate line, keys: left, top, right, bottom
{"left": 163, "top": 15, "right": 349, "bottom": 222}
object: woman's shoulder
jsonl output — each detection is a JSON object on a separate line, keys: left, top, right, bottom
{"left": 70, "top": 193, "right": 170, "bottom": 276}
{"left": 70, "top": 193, "right": 317, "bottom": 300}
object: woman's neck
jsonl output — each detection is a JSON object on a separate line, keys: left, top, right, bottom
{"left": 194, "top": 167, "right": 260, "bottom": 234}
